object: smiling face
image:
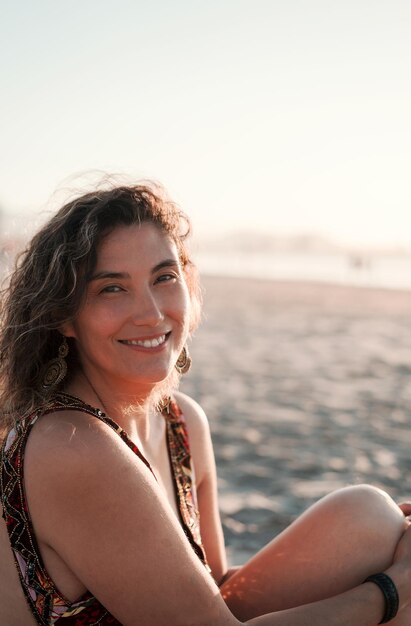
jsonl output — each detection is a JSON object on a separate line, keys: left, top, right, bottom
{"left": 63, "top": 222, "right": 191, "bottom": 399}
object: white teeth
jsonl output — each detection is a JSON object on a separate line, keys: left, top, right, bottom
{"left": 123, "top": 334, "right": 166, "bottom": 348}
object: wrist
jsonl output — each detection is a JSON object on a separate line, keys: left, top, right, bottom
{"left": 384, "top": 563, "right": 411, "bottom": 611}
{"left": 363, "top": 574, "right": 399, "bottom": 623}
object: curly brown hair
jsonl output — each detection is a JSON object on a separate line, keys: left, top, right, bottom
{"left": 0, "top": 182, "right": 201, "bottom": 432}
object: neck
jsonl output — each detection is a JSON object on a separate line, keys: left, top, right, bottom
{"left": 65, "top": 370, "right": 155, "bottom": 437}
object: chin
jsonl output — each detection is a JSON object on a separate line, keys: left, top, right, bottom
{"left": 149, "top": 369, "right": 180, "bottom": 403}
{"left": 127, "top": 363, "right": 178, "bottom": 389}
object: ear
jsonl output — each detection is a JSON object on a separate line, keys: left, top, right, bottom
{"left": 59, "top": 321, "right": 77, "bottom": 339}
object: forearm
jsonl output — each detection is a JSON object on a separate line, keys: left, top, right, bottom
{"left": 244, "top": 583, "right": 385, "bottom": 626}
{"left": 244, "top": 564, "right": 411, "bottom": 626}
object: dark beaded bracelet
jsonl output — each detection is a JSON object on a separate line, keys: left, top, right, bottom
{"left": 363, "top": 573, "right": 399, "bottom": 624}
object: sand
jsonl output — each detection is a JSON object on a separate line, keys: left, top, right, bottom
{"left": 180, "top": 276, "right": 411, "bottom": 565}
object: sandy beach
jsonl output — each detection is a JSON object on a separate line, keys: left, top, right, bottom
{"left": 180, "top": 275, "right": 411, "bottom": 565}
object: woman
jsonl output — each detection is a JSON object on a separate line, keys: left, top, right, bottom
{"left": 0, "top": 181, "right": 411, "bottom": 625}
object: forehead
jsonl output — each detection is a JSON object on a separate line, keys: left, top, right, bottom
{"left": 95, "top": 223, "right": 178, "bottom": 267}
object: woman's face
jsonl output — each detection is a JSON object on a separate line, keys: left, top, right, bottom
{"left": 63, "top": 223, "right": 191, "bottom": 396}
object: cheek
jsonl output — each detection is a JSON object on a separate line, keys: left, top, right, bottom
{"left": 178, "top": 288, "right": 192, "bottom": 330}
{"left": 172, "top": 303, "right": 190, "bottom": 335}
{"left": 73, "top": 299, "right": 125, "bottom": 338}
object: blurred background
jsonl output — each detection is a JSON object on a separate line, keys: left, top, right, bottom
{"left": 1, "top": 0, "right": 411, "bottom": 564}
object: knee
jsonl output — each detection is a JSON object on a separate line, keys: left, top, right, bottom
{"left": 330, "top": 484, "right": 399, "bottom": 513}
{"left": 324, "top": 484, "right": 406, "bottom": 541}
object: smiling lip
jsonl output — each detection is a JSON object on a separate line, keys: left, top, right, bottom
{"left": 118, "top": 332, "right": 170, "bottom": 349}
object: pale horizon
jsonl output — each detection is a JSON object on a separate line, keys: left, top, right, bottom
{"left": 1, "top": 0, "right": 410, "bottom": 249}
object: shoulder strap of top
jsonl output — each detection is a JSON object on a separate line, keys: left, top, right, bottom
{"left": 165, "top": 399, "right": 210, "bottom": 570}
{"left": 41, "top": 392, "right": 155, "bottom": 474}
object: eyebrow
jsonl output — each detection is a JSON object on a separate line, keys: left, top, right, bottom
{"left": 88, "top": 258, "right": 181, "bottom": 282}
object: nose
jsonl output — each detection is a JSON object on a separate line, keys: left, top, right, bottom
{"left": 131, "top": 288, "right": 164, "bottom": 327}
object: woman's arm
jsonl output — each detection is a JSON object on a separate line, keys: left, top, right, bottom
{"left": 174, "top": 391, "right": 229, "bottom": 583}
{"left": 247, "top": 579, "right": 397, "bottom": 626}
{"left": 25, "top": 409, "right": 238, "bottom": 626}
{"left": 25, "top": 409, "right": 411, "bottom": 626}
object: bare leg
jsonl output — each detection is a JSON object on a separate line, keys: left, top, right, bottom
{"left": 220, "top": 485, "right": 408, "bottom": 621}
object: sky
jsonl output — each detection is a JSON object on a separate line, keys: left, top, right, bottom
{"left": 0, "top": 0, "right": 410, "bottom": 248}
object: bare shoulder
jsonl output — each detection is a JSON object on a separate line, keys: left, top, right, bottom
{"left": 26, "top": 408, "right": 130, "bottom": 471}
{"left": 24, "top": 408, "right": 148, "bottom": 529}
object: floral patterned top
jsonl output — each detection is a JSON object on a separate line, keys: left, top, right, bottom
{"left": 0, "top": 392, "right": 209, "bottom": 625}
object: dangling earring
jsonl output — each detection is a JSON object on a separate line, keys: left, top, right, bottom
{"left": 175, "top": 346, "right": 192, "bottom": 374}
{"left": 42, "top": 336, "right": 69, "bottom": 391}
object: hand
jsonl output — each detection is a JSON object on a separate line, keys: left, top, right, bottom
{"left": 386, "top": 521, "right": 411, "bottom": 612}
{"left": 392, "top": 517, "right": 411, "bottom": 566}
{"left": 398, "top": 502, "right": 411, "bottom": 517}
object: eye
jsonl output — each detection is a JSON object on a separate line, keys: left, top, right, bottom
{"left": 99, "top": 284, "right": 124, "bottom": 294}
{"left": 155, "top": 272, "right": 178, "bottom": 284}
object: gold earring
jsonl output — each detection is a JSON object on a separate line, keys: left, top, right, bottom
{"left": 175, "top": 346, "right": 192, "bottom": 374}
{"left": 42, "top": 337, "right": 69, "bottom": 390}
